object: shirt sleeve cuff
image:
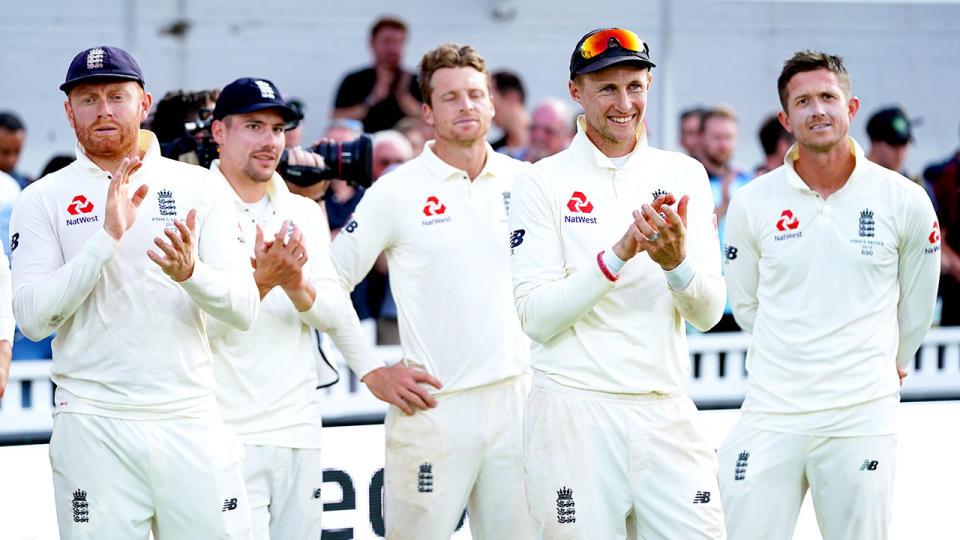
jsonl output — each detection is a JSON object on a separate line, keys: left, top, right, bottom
{"left": 178, "top": 259, "right": 214, "bottom": 294}
{"left": 664, "top": 258, "right": 695, "bottom": 292}
{"left": 89, "top": 228, "right": 121, "bottom": 261}
{"left": 602, "top": 249, "right": 627, "bottom": 274}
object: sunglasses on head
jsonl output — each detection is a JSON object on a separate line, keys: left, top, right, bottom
{"left": 579, "top": 29, "right": 645, "bottom": 59}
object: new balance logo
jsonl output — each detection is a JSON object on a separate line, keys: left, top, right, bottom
{"left": 312, "top": 488, "right": 322, "bottom": 499}
{"left": 724, "top": 244, "right": 738, "bottom": 260}
{"left": 72, "top": 489, "right": 89, "bottom": 523}
{"left": 556, "top": 486, "right": 575, "bottom": 524}
{"left": 860, "top": 460, "right": 879, "bottom": 471}
{"left": 418, "top": 462, "right": 434, "bottom": 493}
{"left": 222, "top": 498, "right": 238, "bottom": 512}
{"left": 510, "top": 229, "right": 525, "bottom": 249}
{"left": 735, "top": 451, "right": 749, "bottom": 481}
{"left": 693, "top": 491, "right": 711, "bottom": 504}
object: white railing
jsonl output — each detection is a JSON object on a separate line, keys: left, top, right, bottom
{"left": 3, "top": 329, "right": 960, "bottom": 440}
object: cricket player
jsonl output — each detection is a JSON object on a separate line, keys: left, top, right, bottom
{"left": 330, "top": 43, "right": 533, "bottom": 539}
{"left": 9, "top": 46, "right": 259, "bottom": 538}
{"left": 207, "top": 77, "right": 440, "bottom": 539}
{"left": 509, "top": 28, "right": 727, "bottom": 539}
{"left": 718, "top": 51, "right": 940, "bottom": 540}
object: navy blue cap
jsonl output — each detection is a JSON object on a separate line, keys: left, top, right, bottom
{"left": 570, "top": 28, "right": 656, "bottom": 80}
{"left": 61, "top": 46, "right": 145, "bottom": 94}
{"left": 213, "top": 78, "right": 302, "bottom": 123}
{"left": 866, "top": 107, "right": 916, "bottom": 146}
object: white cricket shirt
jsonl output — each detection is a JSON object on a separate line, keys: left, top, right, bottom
{"left": 329, "top": 141, "right": 530, "bottom": 396}
{"left": 509, "top": 119, "right": 725, "bottom": 394}
{"left": 723, "top": 139, "right": 939, "bottom": 435}
{"left": 208, "top": 161, "right": 382, "bottom": 447}
{"left": 9, "top": 131, "right": 259, "bottom": 419}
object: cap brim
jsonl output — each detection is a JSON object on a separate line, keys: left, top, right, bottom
{"left": 572, "top": 56, "right": 656, "bottom": 78}
{"left": 60, "top": 73, "right": 144, "bottom": 93}
{"left": 216, "top": 102, "right": 303, "bottom": 123}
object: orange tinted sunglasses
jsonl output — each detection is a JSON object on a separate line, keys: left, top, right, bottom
{"left": 579, "top": 29, "right": 644, "bottom": 59}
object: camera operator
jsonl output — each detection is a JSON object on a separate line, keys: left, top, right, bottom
{"left": 207, "top": 77, "right": 440, "bottom": 539}
{"left": 150, "top": 88, "right": 221, "bottom": 168}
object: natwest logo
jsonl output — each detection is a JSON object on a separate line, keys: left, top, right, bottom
{"left": 776, "top": 209, "right": 799, "bottom": 231}
{"left": 567, "top": 191, "right": 594, "bottom": 213}
{"left": 68, "top": 195, "right": 94, "bottom": 215}
{"left": 930, "top": 221, "right": 941, "bottom": 244}
{"left": 423, "top": 196, "right": 446, "bottom": 217}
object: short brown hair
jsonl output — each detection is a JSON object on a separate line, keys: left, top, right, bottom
{"left": 700, "top": 104, "right": 738, "bottom": 132}
{"left": 777, "top": 50, "right": 851, "bottom": 110}
{"left": 418, "top": 44, "right": 489, "bottom": 106}
{"left": 370, "top": 17, "right": 407, "bottom": 41}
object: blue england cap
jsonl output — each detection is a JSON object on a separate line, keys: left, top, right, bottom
{"left": 213, "top": 78, "right": 302, "bottom": 123}
{"left": 60, "top": 46, "right": 145, "bottom": 94}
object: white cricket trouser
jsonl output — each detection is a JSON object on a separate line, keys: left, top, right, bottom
{"left": 50, "top": 412, "right": 252, "bottom": 539}
{"left": 523, "top": 373, "right": 726, "bottom": 540}
{"left": 384, "top": 373, "right": 533, "bottom": 540}
{"left": 718, "top": 421, "right": 896, "bottom": 540}
{"left": 242, "top": 445, "right": 323, "bottom": 540}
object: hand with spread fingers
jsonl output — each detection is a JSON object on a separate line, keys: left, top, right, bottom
{"left": 634, "top": 194, "right": 689, "bottom": 271}
{"left": 362, "top": 362, "right": 444, "bottom": 415}
{"left": 612, "top": 193, "right": 685, "bottom": 266}
{"left": 103, "top": 157, "right": 149, "bottom": 241}
{"left": 251, "top": 221, "right": 313, "bottom": 308}
{"left": 147, "top": 208, "right": 198, "bottom": 282}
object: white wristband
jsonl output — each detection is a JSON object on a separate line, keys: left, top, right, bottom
{"left": 602, "top": 249, "right": 627, "bottom": 274}
{"left": 664, "top": 258, "right": 695, "bottom": 292}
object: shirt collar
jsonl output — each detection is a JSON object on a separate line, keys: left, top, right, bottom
{"left": 209, "top": 159, "right": 291, "bottom": 208}
{"left": 569, "top": 115, "right": 649, "bottom": 170}
{"left": 419, "top": 140, "right": 505, "bottom": 182}
{"left": 783, "top": 136, "right": 866, "bottom": 193}
{"left": 74, "top": 129, "right": 161, "bottom": 176}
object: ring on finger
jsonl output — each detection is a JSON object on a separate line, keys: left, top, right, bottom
{"left": 646, "top": 232, "right": 659, "bottom": 242}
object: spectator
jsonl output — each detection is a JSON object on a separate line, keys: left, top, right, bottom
{"left": 39, "top": 154, "right": 76, "bottom": 178}
{"left": 149, "top": 88, "right": 220, "bottom": 168}
{"left": 370, "top": 129, "right": 415, "bottom": 345}
{"left": 319, "top": 119, "right": 365, "bottom": 228}
{"left": 332, "top": 16, "right": 422, "bottom": 133}
{"left": 490, "top": 70, "right": 529, "bottom": 155}
{"left": 284, "top": 98, "right": 306, "bottom": 148}
{"left": 678, "top": 106, "right": 705, "bottom": 162}
{"left": 755, "top": 113, "right": 794, "bottom": 175}
{"left": 318, "top": 121, "right": 386, "bottom": 338}
{"left": 395, "top": 115, "right": 429, "bottom": 157}
{"left": 372, "top": 129, "right": 413, "bottom": 180}
{"left": 927, "top": 125, "right": 960, "bottom": 325}
{"left": 702, "top": 105, "right": 753, "bottom": 332}
{"left": 0, "top": 165, "right": 20, "bottom": 259}
{"left": 703, "top": 105, "right": 753, "bottom": 224}
{"left": 0, "top": 112, "right": 31, "bottom": 188}
{"left": 523, "top": 97, "right": 575, "bottom": 162}
{"left": 866, "top": 106, "right": 915, "bottom": 177}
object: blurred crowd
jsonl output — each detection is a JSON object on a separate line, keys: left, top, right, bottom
{"left": 2, "top": 15, "right": 960, "bottom": 356}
